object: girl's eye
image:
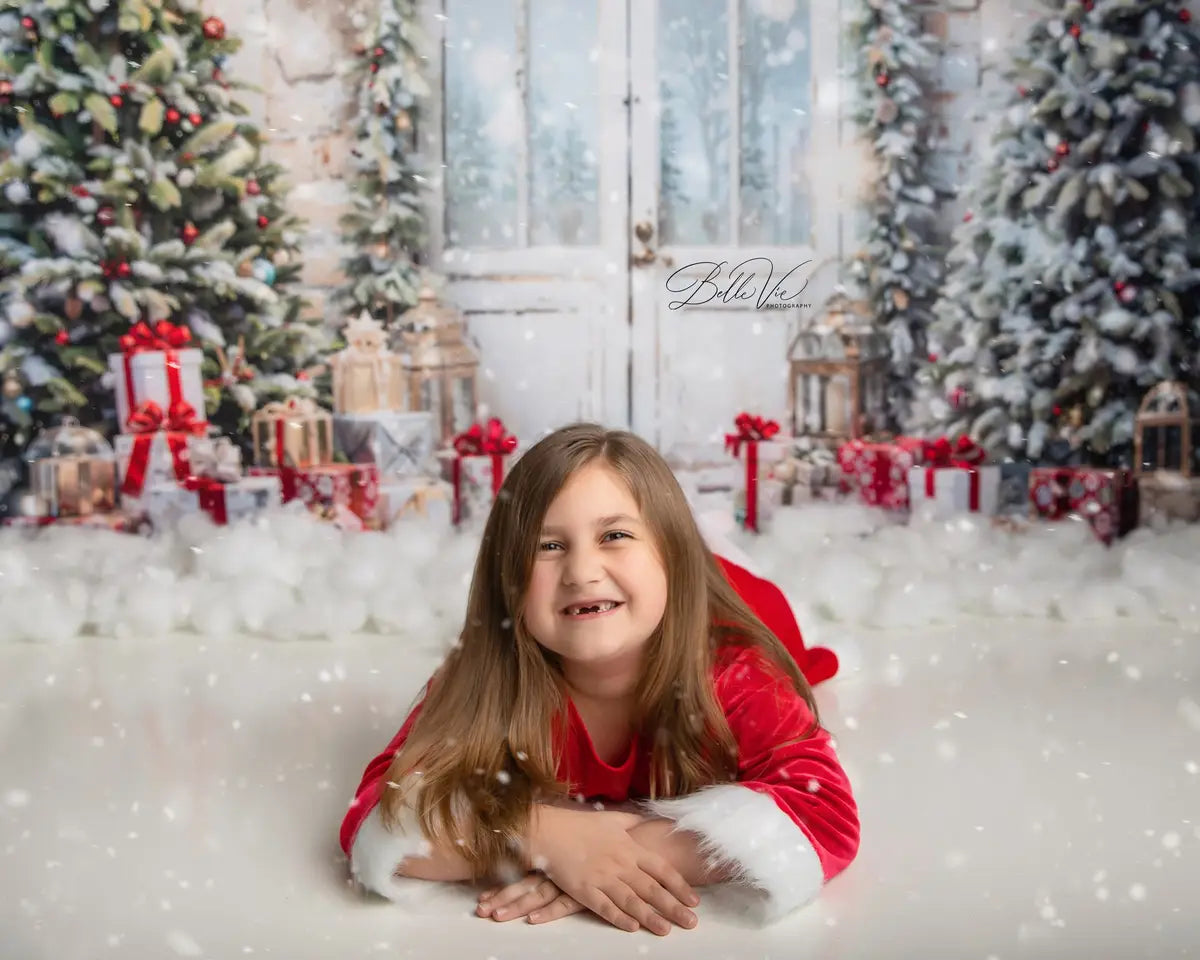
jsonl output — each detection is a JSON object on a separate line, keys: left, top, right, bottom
{"left": 538, "top": 541, "right": 562, "bottom": 552}
{"left": 602, "top": 530, "right": 630, "bottom": 543}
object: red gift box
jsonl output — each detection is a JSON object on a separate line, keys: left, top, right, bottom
{"left": 249, "top": 463, "right": 381, "bottom": 527}
{"left": 836, "top": 436, "right": 925, "bottom": 510}
{"left": 445, "top": 417, "right": 518, "bottom": 526}
{"left": 1029, "top": 467, "right": 1138, "bottom": 545}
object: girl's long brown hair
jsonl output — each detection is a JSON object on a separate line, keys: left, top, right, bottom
{"left": 379, "top": 422, "right": 819, "bottom": 878}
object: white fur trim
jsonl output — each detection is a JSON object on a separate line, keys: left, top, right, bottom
{"left": 348, "top": 802, "right": 434, "bottom": 902}
{"left": 642, "top": 783, "right": 825, "bottom": 924}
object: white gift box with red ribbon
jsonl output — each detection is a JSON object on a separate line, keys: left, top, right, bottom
{"left": 908, "top": 464, "right": 1001, "bottom": 519}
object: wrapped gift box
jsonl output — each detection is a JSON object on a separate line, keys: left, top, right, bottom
{"left": 114, "top": 432, "right": 210, "bottom": 496}
{"left": 109, "top": 347, "right": 205, "bottom": 435}
{"left": 126, "top": 475, "right": 282, "bottom": 528}
{"left": 438, "top": 450, "right": 514, "bottom": 524}
{"left": 333, "top": 411, "right": 435, "bottom": 478}
{"left": 908, "top": 464, "right": 1001, "bottom": 519}
{"left": 378, "top": 477, "right": 454, "bottom": 528}
{"left": 251, "top": 397, "right": 334, "bottom": 469}
{"left": 2, "top": 512, "right": 131, "bottom": 532}
{"left": 837, "top": 437, "right": 924, "bottom": 511}
{"left": 250, "top": 463, "right": 381, "bottom": 527}
{"left": 1029, "top": 466, "right": 1138, "bottom": 544}
{"left": 996, "top": 462, "right": 1034, "bottom": 515}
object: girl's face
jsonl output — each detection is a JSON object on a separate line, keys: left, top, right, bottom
{"left": 522, "top": 461, "right": 668, "bottom": 681}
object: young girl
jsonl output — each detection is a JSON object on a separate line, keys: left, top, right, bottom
{"left": 339, "top": 423, "right": 859, "bottom": 934}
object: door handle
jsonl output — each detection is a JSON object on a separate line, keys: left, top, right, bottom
{"left": 630, "top": 220, "right": 673, "bottom": 268}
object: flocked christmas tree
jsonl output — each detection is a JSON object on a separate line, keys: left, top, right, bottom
{"left": 914, "top": 0, "right": 1200, "bottom": 464}
{"left": 0, "top": 0, "right": 328, "bottom": 465}
{"left": 336, "top": 0, "right": 426, "bottom": 327}
{"left": 846, "top": 0, "right": 944, "bottom": 433}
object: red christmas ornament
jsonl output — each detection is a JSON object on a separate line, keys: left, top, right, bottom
{"left": 963, "top": 211, "right": 974, "bottom": 222}
{"left": 116, "top": 261, "right": 132, "bottom": 279}
{"left": 202, "top": 16, "right": 226, "bottom": 40}
{"left": 188, "top": 112, "right": 202, "bottom": 126}
{"left": 166, "top": 107, "right": 181, "bottom": 124}
{"left": 296, "top": 370, "right": 310, "bottom": 382}
{"left": 1047, "top": 158, "right": 1060, "bottom": 172}
{"left": 71, "top": 185, "right": 90, "bottom": 198}
{"left": 246, "top": 180, "right": 261, "bottom": 196}
{"left": 1182, "top": 9, "right": 1192, "bottom": 23}
{"left": 21, "top": 16, "right": 34, "bottom": 29}
{"left": 1017, "top": 85, "right": 1028, "bottom": 97}
{"left": 96, "top": 206, "right": 116, "bottom": 227}
{"left": 927, "top": 352, "right": 938, "bottom": 363}
{"left": 182, "top": 222, "right": 199, "bottom": 245}
{"left": 109, "top": 94, "right": 123, "bottom": 108}
{"left": 1069, "top": 23, "right": 1081, "bottom": 38}
{"left": 120, "top": 82, "right": 132, "bottom": 94}
{"left": 875, "top": 72, "right": 890, "bottom": 88}
{"left": 1114, "top": 280, "right": 1126, "bottom": 293}
{"left": 1056, "top": 141, "right": 1070, "bottom": 156}
{"left": 374, "top": 47, "right": 384, "bottom": 57}
{"left": 948, "top": 386, "right": 968, "bottom": 410}
{"left": 54, "top": 330, "right": 70, "bottom": 346}
{"left": 1053, "top": 405, "right": 1062, "bottom": 416}
{"left": 369, "top": 62, "right": 379, "bottom": 74}
{"left": 0, "top": 79, "right": 13, "bottom": 100}
{"left": 1083, "top": 0, "right": 1094, "bottom": 10}
{"left": 181, "top": 152, "right": 196, "bottom": 164}
{"left": 257, "top": 215, "right": 269, "bottom": 228}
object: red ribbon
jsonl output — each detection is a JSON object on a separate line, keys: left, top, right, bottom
{"left": 183, "top": 476, "right": 228, "bottom": 525}
{"left": 118, "top": 320, "right": 193, "bottom": 427}
{"left": 920, "top": 435, "right": 986, "bottom": 509}
{"left": 120, "top": 400, "right": 208, "bottom": 497}
{"left": 724, "top": 413, "right": 780, "bottom": 533}
{"left": 451, "top": 418, "right": 518, "bottom": 525}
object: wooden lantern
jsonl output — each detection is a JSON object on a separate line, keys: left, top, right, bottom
{"left": 1135, "top": 381, "right": 1198, "bottom": 476}
{"left": 786, "top": 295, "right": 887, "bottom": 443}
{"left": 1134, "top": 381, "right": 1200, "bottom": 525}
{"left": 397, "top": 288, "right": 481, "bottom": 447}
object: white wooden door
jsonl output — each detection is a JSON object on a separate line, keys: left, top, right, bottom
{"left": 424, "top": 0, "right": 850, "bottom": 455}
{"left": 422, "top": 0, "right": 632, "bottom": 445}
{"left": 628, "top": 0, "right": 846, "bottom": 462}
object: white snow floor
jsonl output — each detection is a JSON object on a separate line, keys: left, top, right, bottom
{"left": 1, "top": 501, "right": 1199, "bottom": 959}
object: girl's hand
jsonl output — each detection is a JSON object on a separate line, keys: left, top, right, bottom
{"left": 527, "top": 804, "right": 700, "bottom": 936}
{"left": 476, "top": 872, "right": 583, "bottom": 924}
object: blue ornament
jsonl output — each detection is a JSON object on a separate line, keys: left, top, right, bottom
{"left": 251, "top": 258, "right": 276, "bottom": 286}
{"left": 212, "top": 54, "right": 228, "bottom": 68}
{"left": 17, "top": 396, "right": 32, "bottom": 411}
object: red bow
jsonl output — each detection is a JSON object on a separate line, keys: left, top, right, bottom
{"left": 453, "top": 417, "right": 518, "bottom": 457}
{"left": 118, "top": 319, "right": 193, "bottom": 355}
{"left": 126, "top": 399, "right": 208, "bottom": 436}
{"left": 724, "top": 412, "right": 780, "bottom": 458}
{"left": 921, "top": 434, "right": 984, "bottom": 468}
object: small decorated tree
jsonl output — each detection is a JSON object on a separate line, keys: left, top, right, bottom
{"left": 335, "top": 0, "right": 427, "bottom": 329}
{"left": 846, "top": 0, "right": 945, "bottom": 433}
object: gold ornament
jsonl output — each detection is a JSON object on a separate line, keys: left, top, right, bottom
{"left": 64, "top": 297, "right": 84, "bottom": 321}
{"left": 395, "top": 110, "right": 412, "bottom": 131}
{"left": 893, "top": 288, "right": 910, "bottom": 310}
{"left": 237, "top": 260, "right": 255, "bottom": 277}
{"left": 372, "top": 241, "right": 391, "bottom": 260}
{"left": 3, "top": 376, "right": 22, "bottom": 398}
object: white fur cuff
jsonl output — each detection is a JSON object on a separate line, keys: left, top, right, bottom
{"left": 642, "top": 783, "right": 825, "bottom": 924}
{"left": 348, "top": 802, "right": 433, "bottom": 902}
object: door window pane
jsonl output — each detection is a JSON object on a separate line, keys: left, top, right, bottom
{"left": 739, "top": 0, "right": 812, "bottom": 245}
{"left": 445, "top": 0, "right": 521, "bottom": 247}
{"left": 658, "top": 0, "right": 731, "bottom": 245}
{"left": 529, "top": 1, "right": 601, "bottom": 246}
